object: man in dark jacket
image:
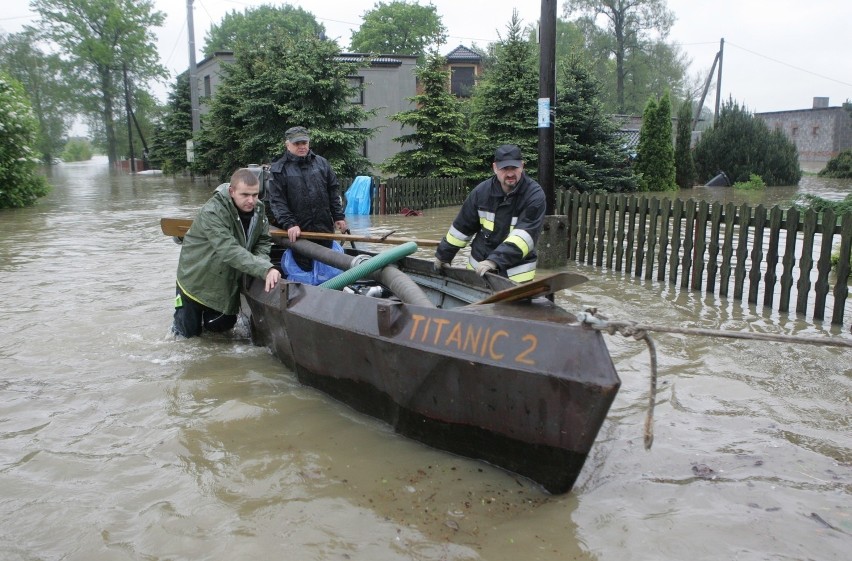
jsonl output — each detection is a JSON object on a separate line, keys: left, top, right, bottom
{"left": 434, "top": 144, "right": 546, "bottom": 283}
{"left": 173, "top": 168, "right": 281, "bottom": 338}
{"left": 266, "top": 126, "right": 348, "bottom": 271}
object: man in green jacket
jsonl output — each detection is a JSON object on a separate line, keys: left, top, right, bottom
{"left": 172, "top": 168, "right": 281, "bottom": 338}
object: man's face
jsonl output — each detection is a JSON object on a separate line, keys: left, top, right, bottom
{"left": 229, "top": 181, "right": 260, "bottom": 213}
{"left": 286, "top": 139, "right": 310, "bottom": 157}
{"left": 492, "top": 162, "right": 523, "bottom": 191}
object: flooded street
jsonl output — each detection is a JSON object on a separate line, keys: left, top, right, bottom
{"left": 0, "top": 158, "right": 849, "bottom": 561}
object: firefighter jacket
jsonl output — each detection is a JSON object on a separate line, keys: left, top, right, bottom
{"left": 435, "top": 173, "right": 546, "bottom": 282}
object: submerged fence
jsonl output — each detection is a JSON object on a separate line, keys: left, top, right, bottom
{"left": 557, "top": 190, "right": 852, "bottom": 325}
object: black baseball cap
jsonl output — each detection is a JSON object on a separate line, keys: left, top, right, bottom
{"left": 494, "top": 144, "right": 523, "bottom": 169}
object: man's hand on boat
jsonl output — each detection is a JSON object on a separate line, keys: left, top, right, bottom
{"left": 286, "top": 220, "right": 349, "bottom": 243}
{"left": 476, "top": 259, "right": 496, "bottom": 276}
{"left": 433, "top": 258, "right": 449, "bottom": 272}
{"left": 265, "top": 267, "right": 282, "bottom": 292}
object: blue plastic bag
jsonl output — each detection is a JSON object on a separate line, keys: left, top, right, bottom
{"left": 344, "top": 176, "right": 372, "bottom": 215}
{"left": 281, "top": 241, "right": 344, "bottom": 285}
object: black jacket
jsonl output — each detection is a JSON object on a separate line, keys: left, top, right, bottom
{"left": 266, "top": 150, "right": 345, "bottom": 233}
{"left": 435, "top": 173, "right": 545, "bottom": 282}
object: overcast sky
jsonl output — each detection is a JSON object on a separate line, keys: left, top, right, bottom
{"left": 2, "top": 0, "right": 850, "bottom": 114}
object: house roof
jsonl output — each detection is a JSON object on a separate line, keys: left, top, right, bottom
{"left": 337, "top": 53, "right": 419, "bottom": 67}
{"left": 445, "top": 45, "right": 482, "bottom": 63}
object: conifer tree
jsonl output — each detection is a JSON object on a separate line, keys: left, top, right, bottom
{"left": 635, "top": 91, "right": 676, "bottom": 191}
{"left": 197, "top": 33, "right": 374, "bottom": 179}
{"left": 693, "top": 98, "right": 801, "bottom": 186}
{"left": 468, "top": 11, "right": 539, "bottom": 176}
{"left": 148, "top": 72, "right": 191, "bottom": 175}
{"left": 382, "top": 53, "right": 481, "bottom": 178}
{"left": 674, "top": 98, "right": 697, "bottom": 188}
{"left": 554, "top": 53, "right": 636, "bottom": 192}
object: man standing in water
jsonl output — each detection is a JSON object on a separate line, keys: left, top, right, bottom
{"left": 172, "top": 168, "right": 281, "bottom": 338}
{"left": 434, "top": 144, "right": 546, "bottom": 282}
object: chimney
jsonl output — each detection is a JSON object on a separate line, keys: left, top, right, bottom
{"left": 813, "top": 97, "right": 829, "bottom": 108}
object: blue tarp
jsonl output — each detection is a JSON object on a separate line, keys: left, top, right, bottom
{"left": 344, "top": 176, "right": 372, "bottom": 215}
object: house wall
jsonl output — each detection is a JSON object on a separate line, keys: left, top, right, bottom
{"left": 355, "top": 58, "right": 418, "bottom": 171}
{"left": 193, "top": 52, "right": 417, "bottom": 172}
{"left": 756, "top": 106, "right": 852, "bottom": 163}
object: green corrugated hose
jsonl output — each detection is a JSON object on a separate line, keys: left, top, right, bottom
{"left": 318, "top": 241, "right": 418, "bottom": 290}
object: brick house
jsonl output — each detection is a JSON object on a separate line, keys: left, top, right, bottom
{"left": 756, "top": 98, "right": 852, "bottom": 165}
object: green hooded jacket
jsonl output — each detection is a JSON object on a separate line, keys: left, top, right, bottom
{"left": 176, "top": 183, "right": 273, "bottom": 314}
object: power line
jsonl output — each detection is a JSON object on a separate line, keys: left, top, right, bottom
{"left": 725, "top": 41, "right": 852, "bottom": 88}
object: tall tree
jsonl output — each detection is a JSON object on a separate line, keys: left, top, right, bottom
{"left": 554, "top": 53, "right": 636, "bottom": 192}
{"left": 563, "top": 0, "right": 678, "bottom": 114}
{"left": 382, "top": 52, "right": 482, "bottom": 178}
{"left": 203, "top": 4, "right": 325, "bottom": 56}
{"left": 148, "top": 73, "right": 192, "bottom": 174}
{"left": 197, "top": 32, "right": 374, "bottom": 180}
{"left": 674, "top": 97, "right": 696, "bottom": 188}
{"left": 0, "top": 30, "right": 73, "bottom": 163}
{"left": 350, "top": 1, "right": 447, "bottom": 60}
{"left": 0, "top": 72, "right": 50, "bottom": 208}
{"left": 29, "top": 0, "right": 166, "bottom": 166}
{"left": 468, "top": 11, "right": 539, "bottom": 176}
{"left": 635, "top": 91, "right": 676, "bottom": 191}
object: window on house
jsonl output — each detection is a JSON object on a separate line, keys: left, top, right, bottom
{"left": 203, "top": 75, "right": 211, "bottom": 97}
{"left": 451, "top": 66, "right": 475, "bottom": 97}
{"left": 791, "top": 126, "right": 798, "bottom": 136}
{"left": 812, "top": 126, "right": 819, "bottom": 136}
{"left": 347, "top": 76, "right": 364, "bottom": 105}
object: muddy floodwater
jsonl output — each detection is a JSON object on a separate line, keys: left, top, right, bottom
{"left": 0, "top": 158, "right": 849, "bottom": 561}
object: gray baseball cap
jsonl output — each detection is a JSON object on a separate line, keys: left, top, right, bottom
{"left": 285, "top": 126, "right": 310, "bottom": 143}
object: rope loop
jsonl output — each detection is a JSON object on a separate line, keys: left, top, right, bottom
{"left": 577, "top": 309, "right": 657, "bottom": 450}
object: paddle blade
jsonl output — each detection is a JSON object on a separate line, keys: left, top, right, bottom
{"left": 475, "top": 272, "right": 587, "bottom": 304}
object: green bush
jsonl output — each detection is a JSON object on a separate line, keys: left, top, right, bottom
{"left": 732, "top": 173, "right": 766, "bottom": 190}
{"left": 61, "top": 138, "right": 93, "bottom": 162}
{"left": 0, "top": 72, "right": 50, "bottom": 209}
{"left": 818, "top": 149, "right": 852, "bottom": 178}
{"left": 693, "top": 98, "right": 801, "bottom": 186}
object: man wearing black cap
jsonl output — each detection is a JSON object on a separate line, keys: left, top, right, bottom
{"left": 267, "top": 126, "right": 348, "bottom": 271}
{"left": 434, "top": 144, "right": 545, "bottom": 282}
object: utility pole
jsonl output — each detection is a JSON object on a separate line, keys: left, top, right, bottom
{"left": 714, "top": 38, "right": 724, "bottom": 125}
{"left": 536, "top": 0, "right": 567, "bottom": 269}
{"left": 538, "top": 0, "right": 556, "bottom": 213}
{"left": 187, "top": 0, "right": 200, "bottom": 133}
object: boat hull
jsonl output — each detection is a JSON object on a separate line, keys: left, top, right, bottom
{"left": 243, "top": 265, "right": 620, "bottom": 494}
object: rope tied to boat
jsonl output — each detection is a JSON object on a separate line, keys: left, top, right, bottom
{"left": 576, "top": 309, "right": 657, "bottom": 451}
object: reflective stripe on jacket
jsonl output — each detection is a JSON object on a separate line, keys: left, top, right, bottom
{"left": 436, "top": 173, "right": 546, "bottom": 283}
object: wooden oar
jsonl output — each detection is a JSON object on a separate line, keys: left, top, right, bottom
{"left": 159, "top": 217, "right": 441, "bottom": 247}
{"left": 474, "top": 272, "right": 588, "bottom": 304}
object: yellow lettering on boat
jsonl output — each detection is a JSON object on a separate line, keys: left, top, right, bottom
{"left": 515, "top": 334, "right": 537, "bottom": 365}
{"left": 410, "top": 314, "right": 427, "bottom": 341}
{"left": 431, "top": 318, "right": 451, "bottom": 345}
{"left": 488, "top": 330, "right": 508, "bottom": 360}
{"left": 480, "top": 328, "right": 491, "bottom": 357}
{"left": 464, "top": 324, "right": 483, "bottom": 354}
{"left": 404, "top": 313, "right": 540, "bottom": 366}
{"left": 445, "top": 322, "right": 463, "bottom": 349}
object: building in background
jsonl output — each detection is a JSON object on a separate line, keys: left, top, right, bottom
{"left": 756, "top": 98, "right": 852, "bottom": 168}
{"left": 194, "top": 51, "right": 418, "bottom": 172}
